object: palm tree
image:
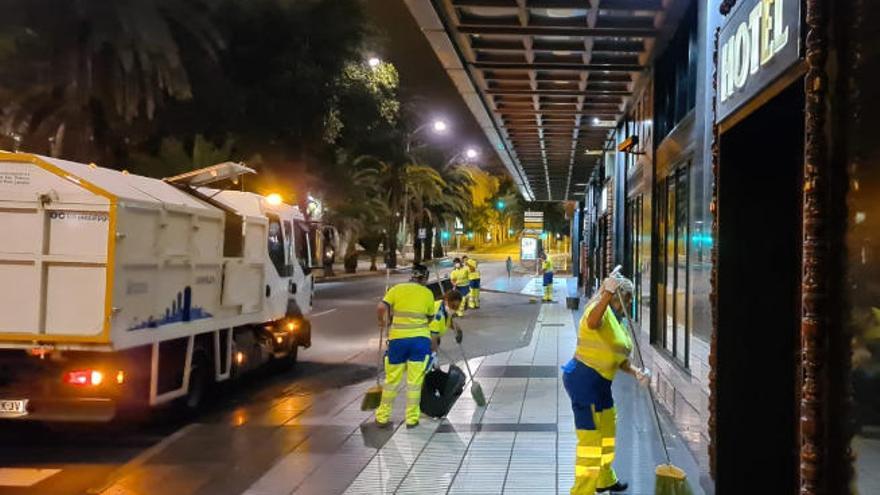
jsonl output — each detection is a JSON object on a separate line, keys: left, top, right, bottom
{"left": 0, "top": 0, "right": 222, "bottom": 162}
{"left": 428, "top": 165, "right": 474, "bottom": 258}
{"left": 323, "top": 161, "right": 389, "bottom": 273}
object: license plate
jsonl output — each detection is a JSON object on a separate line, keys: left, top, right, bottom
{"left": 0, "top": 399, "right": 28, "bottom": 417}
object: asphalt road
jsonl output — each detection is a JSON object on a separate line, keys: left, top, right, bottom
{"left": 0, "top": 261, "right": 538, "bottom": 495}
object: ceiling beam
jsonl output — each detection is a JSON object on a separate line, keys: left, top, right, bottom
{"left": 473, "top": 62, "right": 643, "bottom": 71}
{"left": 457, "top": 26, "right": 657, "bottom": 37}
{"left": 487, "top": 89, "right": 632, "bottom": 96}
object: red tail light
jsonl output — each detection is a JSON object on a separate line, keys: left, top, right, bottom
{"left": 64, "top": 369, "right": 104, "bottom": 387}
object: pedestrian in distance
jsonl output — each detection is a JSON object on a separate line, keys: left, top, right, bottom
{"left": 539, "top": 252, "right": 554, "bottom": 302}
{"left": 375, "top": 264, "right": 436, "bottom": 428}
{"left": 506, "top": 256, "right": 513, "bottom": 280}
{"left": 562, "top": 275, "right": 650, "bottom": 495}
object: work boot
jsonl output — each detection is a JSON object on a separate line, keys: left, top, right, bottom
{"left": 406, "top": 421, "right": 419, "bottom": 429}
{"left": 375, "top": 420, "right": 392, "bottom": 429}
{"left": 598, "top": 481, "right": 628, "bottom": 493}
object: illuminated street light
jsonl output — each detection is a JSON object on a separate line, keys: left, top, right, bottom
{"left": 465, "top": 148, "right": 479, "bottom": 159}
{"left": 432, "top": 119, "right": 448, "bottom": 133}
{"left": 265, "top": 193, "right": 283, "bottom": 206}
{"left": 368, "top": 57, "right": 381, "bottom": 68}
{"left": 592, "top": 117, "right": 600, "bottom": 125}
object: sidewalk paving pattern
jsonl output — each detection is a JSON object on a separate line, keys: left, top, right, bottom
{"left": 243, "top": 278, "right": 705, "bottom": 495}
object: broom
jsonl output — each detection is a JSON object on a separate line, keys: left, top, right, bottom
{"left": 609, "top": 266, "right": 695, "bottom": 495}
{"left": 361, "top": 269, "right": 392, "bottom": 411}
{"left": 360, "top": 321, "right": 385, "bottom": 411}
{"left": 455, "top": 328, "right": 486, "bottom": 407}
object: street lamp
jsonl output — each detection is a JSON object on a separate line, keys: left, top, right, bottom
{"left": 406, "top": 118, "right": 450, "bottom": 153}
{"left": 368, "top": 57, "right": 381, "bottom": 68}
{"left": 432, "top": 119, "right": 448, "bottom": 133}
{"left": 465, "top": 147, "right": 479, "bottom": 160}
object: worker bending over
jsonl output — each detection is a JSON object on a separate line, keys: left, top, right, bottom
{"left": 375, "top": 264, "right": 436, "bottom": 428}
{"left": 466, "top": 258, "right": 481, "bottom": 309}
{"left": 430, "top": 290, "right": 464, "bottom": 348}
{"left": 562, "top": 275, "right": 649, "bottom": 494}
{"left": 450, "top": 258, "right": 470, "bottom": 317}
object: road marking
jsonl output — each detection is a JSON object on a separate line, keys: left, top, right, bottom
{"left": 86, "top": 423, "right": 198, "bottom": 495}
{"left": 0, "top": 468, "right": 61, "bottom": 487}
{"left": 310, "top": 308, "right": 338, "bottom": 318}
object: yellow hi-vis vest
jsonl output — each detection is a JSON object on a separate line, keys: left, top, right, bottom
{"left": 575, "top": 302, "right": 633, "bottom": 380}
{"left": 452, "top": 267, "right": 470, "bottom": 287}
{"left": 383, "top": 282, "right": 435, "bottom": 340}
{"left": 542, "top": 258, "right": 554, "bottom": 273}
{"left": 429, "top": 300, "right": 451, "bottom": 336}
{"left": 467, "top": 259, "right": 481, "bottom": 280}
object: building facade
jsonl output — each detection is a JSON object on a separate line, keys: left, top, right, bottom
{"left": 579, "top": 0, "right": 880, "bottom": 492}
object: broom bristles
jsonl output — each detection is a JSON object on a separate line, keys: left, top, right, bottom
{"left": 361, "top": 385, "right": 382, "bottom": 411}
{"left": 654, "top": 464, "right": 694, "bottom": 495}
{"left": 470, "top": 382, "right": 487, "bottom": 407}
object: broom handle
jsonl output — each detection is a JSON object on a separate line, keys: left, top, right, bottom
{"left": 614, "top": 287, "right": 672, "bottom": 466}
{"left": 375, "top": 323, "right": 385, "bottom": 386}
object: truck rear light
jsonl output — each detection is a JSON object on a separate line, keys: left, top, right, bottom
{"left": 64, "top": 369, "right": 104, "bottom": 386}
{"left": 116, "top": 370, "right": 125, "bottom": 384}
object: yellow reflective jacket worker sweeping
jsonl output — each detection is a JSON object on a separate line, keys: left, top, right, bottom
{"left": 466, "top": 258, "right": 481, "bottom": 309}
{"left": 540, "top": 253, "right": 554, "bottom": 302}
{"left": 562, "top": 276, "right": 649, "bottom": 494}
{"left": 375, "top": 264, "right": 436, "bottom": 428}
{"left": 450, "top": 258, "right": 470, "bottom": 317}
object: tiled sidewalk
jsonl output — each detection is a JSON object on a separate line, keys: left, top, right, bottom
{"left": 244, "top": 279, "right": 705, "bottom": 495}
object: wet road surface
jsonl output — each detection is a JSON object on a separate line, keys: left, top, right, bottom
{"left": 0, "top": 261, "right": 537, "bottom": 495}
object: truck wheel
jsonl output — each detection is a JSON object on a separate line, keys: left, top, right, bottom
{"left": 182, "top": 354, "right": 212, "bottom": 413}
{"left": 277, "top": 344, "right": 298, "bottom": 372}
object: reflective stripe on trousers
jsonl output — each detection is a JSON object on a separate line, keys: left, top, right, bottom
{"left": 375, "top": 354, "right": 430, "bottom": 425}
{"left": 571, "top": 407, "right": 618, "bottom": 495}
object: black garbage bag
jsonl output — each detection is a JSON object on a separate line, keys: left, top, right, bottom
{"left": 420, "top": 364, "right": 466, "bottom": 418}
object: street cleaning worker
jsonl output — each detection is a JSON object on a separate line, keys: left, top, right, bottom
{"left": 539, "top": 252, "right": 554, "bottom": 302}
{"left": 430, "top": 290, "right": 464, "bottom": 348}
{"left": 466, "top": 258, "right": 481, "bottom": 309}
{"left": 562, "top": 275, "right": 650, "bottom": 494}
{"left": 451, "top": 258, "right": 470, "bottom": 317}
{"left": 375, "top": 264, "right": 436, "bottom": 428}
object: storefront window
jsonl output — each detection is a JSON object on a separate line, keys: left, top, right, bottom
{"left": 850, "top": 39, "right": 880, "bottom": 493}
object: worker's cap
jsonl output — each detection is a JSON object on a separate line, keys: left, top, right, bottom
{"left": 411, "top": 264, "right": 430, "bottom": 280}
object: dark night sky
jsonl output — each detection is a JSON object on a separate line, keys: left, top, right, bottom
{"left": 363, "top": 0, "right": 504, "bottom": 174}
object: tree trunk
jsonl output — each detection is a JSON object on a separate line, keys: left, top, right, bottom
{"left": 413, "top": 219, "right": 422, "bottom": 265}
{"left": 386, "top": 215, "right": 398, "bottom": 268}
{"left": 433, "top": 229, "right": 444, "bottom": 258}
{"left": 343, "top": 237, "right": 358, "bottom": 273}
{"left": 423, "top": 221, "right": 434, "bottom": 261}
{"left": 370, "top": 254, "right": 378, "bottom": 271}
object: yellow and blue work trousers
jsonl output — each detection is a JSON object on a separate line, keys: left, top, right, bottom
{"left": 543, "top": 272, "right": 554, "bottom": 301}
{"left": 455, "top": 285, "right": 470, "bottom": 317}
{"left": 468, "top": 278, "right": 481, "bottom": 309}
{"left": 376, "top": 336, "right": 432, "bottom": 425}
{"left": 561, "top": 358, "right": 618, "bottom": 494}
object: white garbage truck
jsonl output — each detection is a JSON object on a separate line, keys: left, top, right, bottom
{"left": 0, "top": 152, "right": 314, "bottom": 421}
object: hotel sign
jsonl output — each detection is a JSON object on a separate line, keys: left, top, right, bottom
{"left": 717, "top": 0, "right": 801, "bottom": 122}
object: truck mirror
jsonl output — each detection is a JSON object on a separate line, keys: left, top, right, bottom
{"left": 289, "top": 281, "right": 297, "bottom": 295}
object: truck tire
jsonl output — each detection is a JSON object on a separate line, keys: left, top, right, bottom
{"left": 181, "top": 353, "right": 212, "bottom": 413}
{"left": 277, "top": 343, "right": 298, "bottom": 372}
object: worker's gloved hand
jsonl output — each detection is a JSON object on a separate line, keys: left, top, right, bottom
{"left": 601, "top": 277, "right": 622, "bottom": 295}
{"left": 635, "top": 367, "right": 652, "bottom": 388}
{"left": 455, "top": 329, "right": 463, "bottom": 344}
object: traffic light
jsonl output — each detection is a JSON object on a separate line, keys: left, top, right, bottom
{"left": 496, "top": 200, "right": 505, "bottom": 210}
